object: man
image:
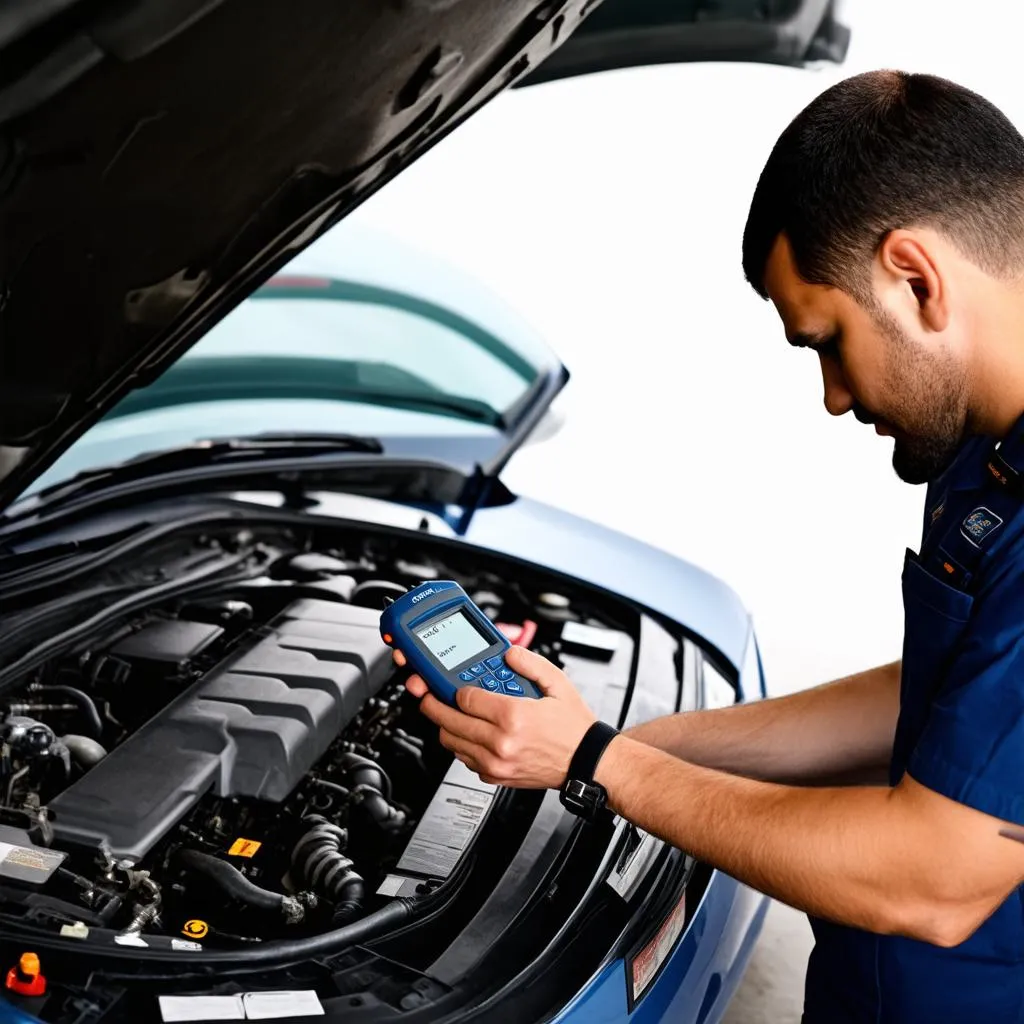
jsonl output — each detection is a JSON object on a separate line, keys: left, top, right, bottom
{"left": 394, "top": 70, "right": 1024, "bottom": 1022}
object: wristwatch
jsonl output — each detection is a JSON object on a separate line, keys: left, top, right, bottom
{"left": 559, "top": 721, "right": 619, "bottom": 822}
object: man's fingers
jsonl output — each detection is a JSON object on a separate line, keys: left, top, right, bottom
{"left": 392, "top": 649, "right": 407, "bottom": 668}
{"left": 454, "top": 685, "right": 512, "bottom": 723}
{"left": 405, "top": 674, "right": 428, "bottom": 698}
{"left": 504, "top": 646, "right": 571, "bottom": 698}
{"left": 439, "top": 730, "right": 490, "bottom": 777}
{"left": 421, "top": 693, "right": 502, "bottom": 746}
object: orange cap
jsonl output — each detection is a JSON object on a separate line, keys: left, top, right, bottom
{"left": 6, "top": 952, "right": 45, "bottom": 996}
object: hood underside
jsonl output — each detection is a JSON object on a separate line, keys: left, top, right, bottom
{"left": 0, "top": 0, "right": 849, "bottom": 514}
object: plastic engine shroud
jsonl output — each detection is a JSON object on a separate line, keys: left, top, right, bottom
{"left": 48, "top": 600, "right": 392, "bottom": 861}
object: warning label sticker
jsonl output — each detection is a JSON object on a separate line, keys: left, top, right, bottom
{"left": 630, "top": 890, "right": 688, "bottom": 1000}
{"left": 396, "top": 782, "right": 493, "bottom": 878}
{"left": 228, "top": 838, "right": 262, "bottom": 858}
{"left": 0, "top": 839, "right": 65, "bottom": 885}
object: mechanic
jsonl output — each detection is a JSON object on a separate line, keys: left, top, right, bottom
{"left": 395, "top": 70, "right": 1024, "bottom": 1022}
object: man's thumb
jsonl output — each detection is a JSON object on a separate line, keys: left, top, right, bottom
{"left": 504, "top": 646, "right": 568, "bottom": 697}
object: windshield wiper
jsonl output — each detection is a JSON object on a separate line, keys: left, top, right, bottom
{"left": 4, "top": 432, "right": 383, "bottom": 520}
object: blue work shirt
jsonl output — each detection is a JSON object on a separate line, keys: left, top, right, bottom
{"left": 803, "top": 418, "right": 1024, "bottom": 1023}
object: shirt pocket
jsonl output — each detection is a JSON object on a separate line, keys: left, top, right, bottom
{"left": 902, "top": 550, "right": 975, "bottom": 625}
{"left": 891, "top": 552, "right": 976, "bottom": 783}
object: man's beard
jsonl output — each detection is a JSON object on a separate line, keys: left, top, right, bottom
{"left": 868, "top": 308, "right": 969, "bottom": 485}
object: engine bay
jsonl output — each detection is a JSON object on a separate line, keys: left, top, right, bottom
{"left": 0, "top": 517, "right": 648, "bottom": 955}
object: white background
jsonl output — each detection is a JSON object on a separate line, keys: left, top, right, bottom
{"left": 350, "top": 2, "right": 1024, "bottom": 700}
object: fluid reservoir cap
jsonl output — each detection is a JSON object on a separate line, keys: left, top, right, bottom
{"left": 6, "top": 952, "right": 45, "bottom": 996}
{"left": 538, "top": 592, "right": 570, "bottom": 609}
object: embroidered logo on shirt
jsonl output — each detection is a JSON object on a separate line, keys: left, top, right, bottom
{"left": 960, "top": 507, "right": 1004, "bottom": 547}
{"left": 930, "top": 499, "right": 946, "bottom": 525}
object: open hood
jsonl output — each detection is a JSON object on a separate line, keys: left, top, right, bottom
{"left": 517, "top": 0, "right": 850, "bottom": 85}
{"left": 0, "top": 0, "right": 850, "bottom": 514}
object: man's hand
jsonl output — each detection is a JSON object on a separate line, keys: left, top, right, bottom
{"left": 392, "top": 646, "right": 596, "bottom": 789}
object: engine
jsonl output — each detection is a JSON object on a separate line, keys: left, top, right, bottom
{"left": 0, "top": 527, "right": 640, "bottom": 949}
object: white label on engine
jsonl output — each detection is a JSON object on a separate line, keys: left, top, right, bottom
{"left": 376, "top": 874, "right": 406, "bottom": 897}
{"left": 243, "top": 990, "right": 324, "bottom": 1019}
{"left": 158, "top": 995, "right": 245, "bottom": 1021}
{"left": 396, "top": 781, "right": 494, "bottom": 878}
{"left": 0, "top": 839, "right": 65, "bottom": 885}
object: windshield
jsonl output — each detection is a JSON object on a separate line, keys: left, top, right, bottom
{"left": 25, "top": 234, "right": 562, "bottom": 498}
{"left": 108, "top": 276, "right": 541, "bottom": 427}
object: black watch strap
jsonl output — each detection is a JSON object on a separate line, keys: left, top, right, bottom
{"left": 568, "top": 721, "right": 619, "bottom": 783}
{"left": 560, "top": 721, "right": 619, "bottom": 822}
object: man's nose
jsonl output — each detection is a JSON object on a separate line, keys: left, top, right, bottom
{"left": 820, "top": 355, "right": 854, "bottom": 417}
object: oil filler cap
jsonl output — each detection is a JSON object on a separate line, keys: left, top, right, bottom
{"left": 182, "top": 919, "right": 209, "bottom": 940}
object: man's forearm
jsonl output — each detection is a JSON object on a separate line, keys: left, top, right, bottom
{"left": 623, "top": 661, "right": 901, "bottom": 785}
{"left": 594, "top": 734, "right": 987, "bottom": 945}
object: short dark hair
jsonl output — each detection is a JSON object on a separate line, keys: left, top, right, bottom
{"left": 742, "top": 70, "right": 1024, "bottom": 300}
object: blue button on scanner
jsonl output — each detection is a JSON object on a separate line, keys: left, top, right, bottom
{"left": 470, "top": 663, "right": 487, "bottom": 676}
{"left": 486, "top": 655, "right": 505, "bottom": 671}
{"left": 502, "top": 678, "right": 524, "bottom": 696}
{"left": 494, "top": 666, "right": 514, "bottom": 682}
{"left": 458, "top": 670, "right": 475, "bottom": 683}
{"left": 479, "top": 675, "right": 501, "bottom": 692}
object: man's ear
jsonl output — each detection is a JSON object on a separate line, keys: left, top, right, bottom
{"left": 876, "top": 229, "right": 949, "bottom": 333}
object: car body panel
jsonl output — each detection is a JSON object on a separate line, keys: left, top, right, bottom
{"left": 553, "top": 877, "right": 770, "bottom": 1024}
{"left": 464, "top": 495, "right": 756, "bottom": 686}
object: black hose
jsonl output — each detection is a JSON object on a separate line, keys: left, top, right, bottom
{"left": 340, "top": 752, "right": 393, "bottom": 799}
{"left": 61, "top": 734, "right": 108, "bottom": 768}
{"left": 291, "top": 816, "right": 364, "bottom": 923}
{"left": 33, "top": 686, "right": 103, "bottom": 740}
{"left": 339, "top": 753, "right": 405, "bottom": 831}
{"left": 178, "top": 851, "right": 300, "bottom": 920}
{"left": 0, "top": 898, "right": 416, "bottom": 969}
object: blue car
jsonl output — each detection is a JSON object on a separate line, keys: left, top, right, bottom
{"left": 0, "top": 2, "right": 849, "bottom": 1022}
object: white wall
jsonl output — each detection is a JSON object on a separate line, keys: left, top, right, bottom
{"left": 349, "top": 2, "right": 1024, "bottom": 695}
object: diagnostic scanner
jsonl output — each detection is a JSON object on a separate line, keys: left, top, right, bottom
{"left": 380, "top": 581, "right": 542, "bottom": 707}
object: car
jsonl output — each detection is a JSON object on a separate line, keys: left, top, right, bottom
{"left": 0, "top": 3, "right": 850, "bottom": 1023}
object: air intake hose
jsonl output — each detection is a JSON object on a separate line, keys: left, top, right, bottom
{"left": 338, "top": 753, "right": 406, "bottom": 832}
{"left": 291, "top": 815, "right": 364, "bottom": 923}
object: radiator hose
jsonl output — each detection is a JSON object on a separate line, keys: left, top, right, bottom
{"left": 178, "top": 850, "right": 305, "bottom": 924}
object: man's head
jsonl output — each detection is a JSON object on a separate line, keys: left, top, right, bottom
{"left": 743, "top": 70, "right": 1024, "bottom": 484}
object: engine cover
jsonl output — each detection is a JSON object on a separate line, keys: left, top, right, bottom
{"left": 49, "top": 600, "right": 392, "bottom": 861}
